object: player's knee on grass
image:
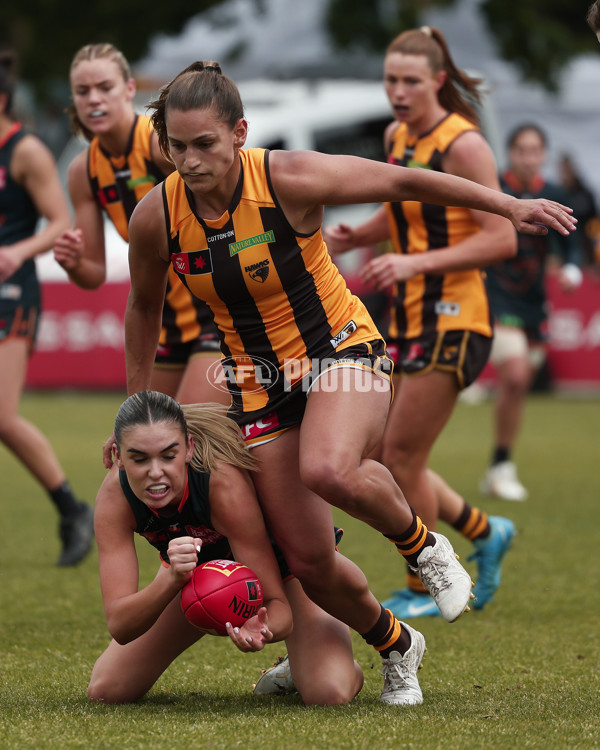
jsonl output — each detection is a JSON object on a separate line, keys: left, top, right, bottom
{"left": 298, "top": 661, "right": 363, "bottom": 706}
{"left": 87, "top": 671, "right": 150, "bottom": 704}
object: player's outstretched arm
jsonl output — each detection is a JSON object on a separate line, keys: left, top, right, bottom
{"left": 270, "top": 151, "right": 577, "bottom": 238}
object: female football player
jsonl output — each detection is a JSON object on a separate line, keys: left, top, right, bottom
{"left": 54, "top": 44, "right": 226, "bottom": 404}
{"left": 0, "top": 51, "right": 93, "bottom": 566}
{"left": 120, "top": 61, "right": 575, "bottom": 705}
{"left": 89, "top": 390, "right": 363, "bottom": 706}
{"left": 325, "top": 27, "right": 517, "bottom": 616}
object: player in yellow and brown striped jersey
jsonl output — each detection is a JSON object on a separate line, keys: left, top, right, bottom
{"left": 53, "top": 44, "right": 226, "bottom": 406}
{"left": 325, "top": 27, "right": 517, "bottom": 617}
{"left": 122, "top": 62, "right": 574, "bottom": 704}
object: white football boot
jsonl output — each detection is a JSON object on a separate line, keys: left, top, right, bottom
{"left": 410, "top": 532, "right": 473, "bottom": 622}
{"left": 253, "top": 655, "right": 297, "bottom": 695}
{"left": 479, "top": 461, "right": 528, "bottom": 502}
{"left": 380, "top": 622, "right": 426, "bottom": 706}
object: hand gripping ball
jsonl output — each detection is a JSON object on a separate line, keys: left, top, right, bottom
{"left": 181, "top": 559, "right": 264, "bottom": 636}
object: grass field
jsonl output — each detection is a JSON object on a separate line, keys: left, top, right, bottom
{"left": 0, "top": 391, "right": 599, "bottom": 749}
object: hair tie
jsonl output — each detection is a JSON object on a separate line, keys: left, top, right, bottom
{"left": 420, "top": 26, "right": 432, "bottom": 37}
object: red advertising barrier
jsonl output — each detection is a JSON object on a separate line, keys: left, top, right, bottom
{"left": 27, "top": 282, "right": 130, "bottom": 389}
{"left": 25, "top": 272, "right": 600, "bottom": 390}
{"left": 545, "top": 272, "right": 600, "bottom": 388}
{"left": 473, "top": 271, "right": 600, "bottom": 390}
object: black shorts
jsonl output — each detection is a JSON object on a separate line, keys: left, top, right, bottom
{"left": 154, "top": 332, "right": 221, "bottom": 367}
{"left": 0, "top": 274, "right": 41, "bottom": 351}
{"left": 387, "top": 330, "right": 492, "bottom": 390}
{"left": 232, "top": 339, "right": 393, "bottom": 447}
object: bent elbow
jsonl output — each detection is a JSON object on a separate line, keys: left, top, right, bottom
{"left": 106, "top": 618, "right": 136, "bottom": 646}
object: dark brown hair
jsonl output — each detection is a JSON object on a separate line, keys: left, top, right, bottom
{"left": 115, "top": 390, "right": 256, "bottom": 473}
{"left": 148, "top": 61, "right": 244, "bottom": 158}
{"left": 506, "top": 123, "right": 547, "bottom": 150}
{"left": 386, "top": 26, "right": 482, "bottom": 126}
{"left": 67, "top": 43, "right": 132, "bottom": 141}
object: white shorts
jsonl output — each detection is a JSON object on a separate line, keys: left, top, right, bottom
{"left": 490, "top": 325, "right": 546, "bottom": 369}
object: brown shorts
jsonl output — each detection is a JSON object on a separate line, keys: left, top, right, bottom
{"left": 154, "top": 331, "right": 221, "bottom": 367}
{"left": 233, "top": 339, "right": 393, "bottom": 448}
{"left": 387, "top": 330, "right": 492, "bottom": 390}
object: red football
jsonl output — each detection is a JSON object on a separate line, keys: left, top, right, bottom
{"left": 181, "top": 559, "right": 264, "bottom": 636}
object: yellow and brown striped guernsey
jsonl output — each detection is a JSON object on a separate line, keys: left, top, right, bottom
{"left": 87, "top": 114, "right": 215, "bottom": 347}
{"left": 87, "top": 114, "right": 164, "bottom": 242}
{"left": 162, "top": 148, "right": 381, "bottom": 414}
{"left": 385, "top": 112, "right": 493, "bottom": 340}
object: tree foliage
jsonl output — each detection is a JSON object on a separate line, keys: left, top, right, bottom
{"left": 1, "top": 0, "right": 598, "bottom": 103}
{"left": 479, "top": 0, "right": 597, "bottom": 91}
{"left": 325, "top": 0, "right": 598, "bottom": 91}
{"left": 325, "top": 0, "right": 456, "bottom": 52}
{"left": 0, "top": 0, "right": 223, "bottom": 101}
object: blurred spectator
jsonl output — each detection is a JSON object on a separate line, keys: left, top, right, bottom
{"left": 558, "top": 153, "right": 598, "bottom": 267}
{"left": 480, "top": 124, "right": 582, "bottom": 502}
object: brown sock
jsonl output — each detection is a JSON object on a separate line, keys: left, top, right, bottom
{"left": 385, "top": 507, "right": 436, "bottom": 568}
{"left": 361, "top": 605, "right": 410, "bottom": 657}
{"left": 452, "top": 503, "right": 490, "bottom": 541}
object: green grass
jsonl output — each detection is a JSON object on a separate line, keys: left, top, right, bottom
{"left": 1, "top": 391, "right": 599, "bottom": 749}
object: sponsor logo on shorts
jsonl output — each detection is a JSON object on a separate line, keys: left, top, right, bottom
{"left": 435, "top": 301, "right": 461, "bottom": 317}
{"left": 407, "top": 343, "right": 426, "bottom": 362}
{"left": 242, "top": 413, "right": 281, "bottom": 442}
{"left": 442, "top": 345, "right": 458, "bottom": 361}
{"left": 0, "top": 284, "right": 22, "bottom": 300}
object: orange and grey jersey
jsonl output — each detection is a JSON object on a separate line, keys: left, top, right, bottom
{"left": 162, "top": 147, "right": 381, "bottom": 414}
{"left": 87, "top": 114, "right": 215, "bottom": 346}
{"left": 385, "top": 113, "right": 492, "bottom": 340}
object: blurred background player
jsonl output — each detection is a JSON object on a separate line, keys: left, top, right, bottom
{"left": 480, "top": 124, "right": 582, "bottom": 502}
{"left": 0, "top": 51, "right": 94, "bottom": 566}
{"left": 325, "top": 27, "right": 516, "bottom": 618}
{"left": 53, "top": 44, "right": 227, "bottom": 406}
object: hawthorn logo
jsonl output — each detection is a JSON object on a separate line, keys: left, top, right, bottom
{"left": 229, "top": 230, "right": 275, "bottom": 257}
{"left": 245, "top": 259, "right": 270, "bottom": 283}
{"left": 442, "top": 346, "right": 458, "bottom": 361}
